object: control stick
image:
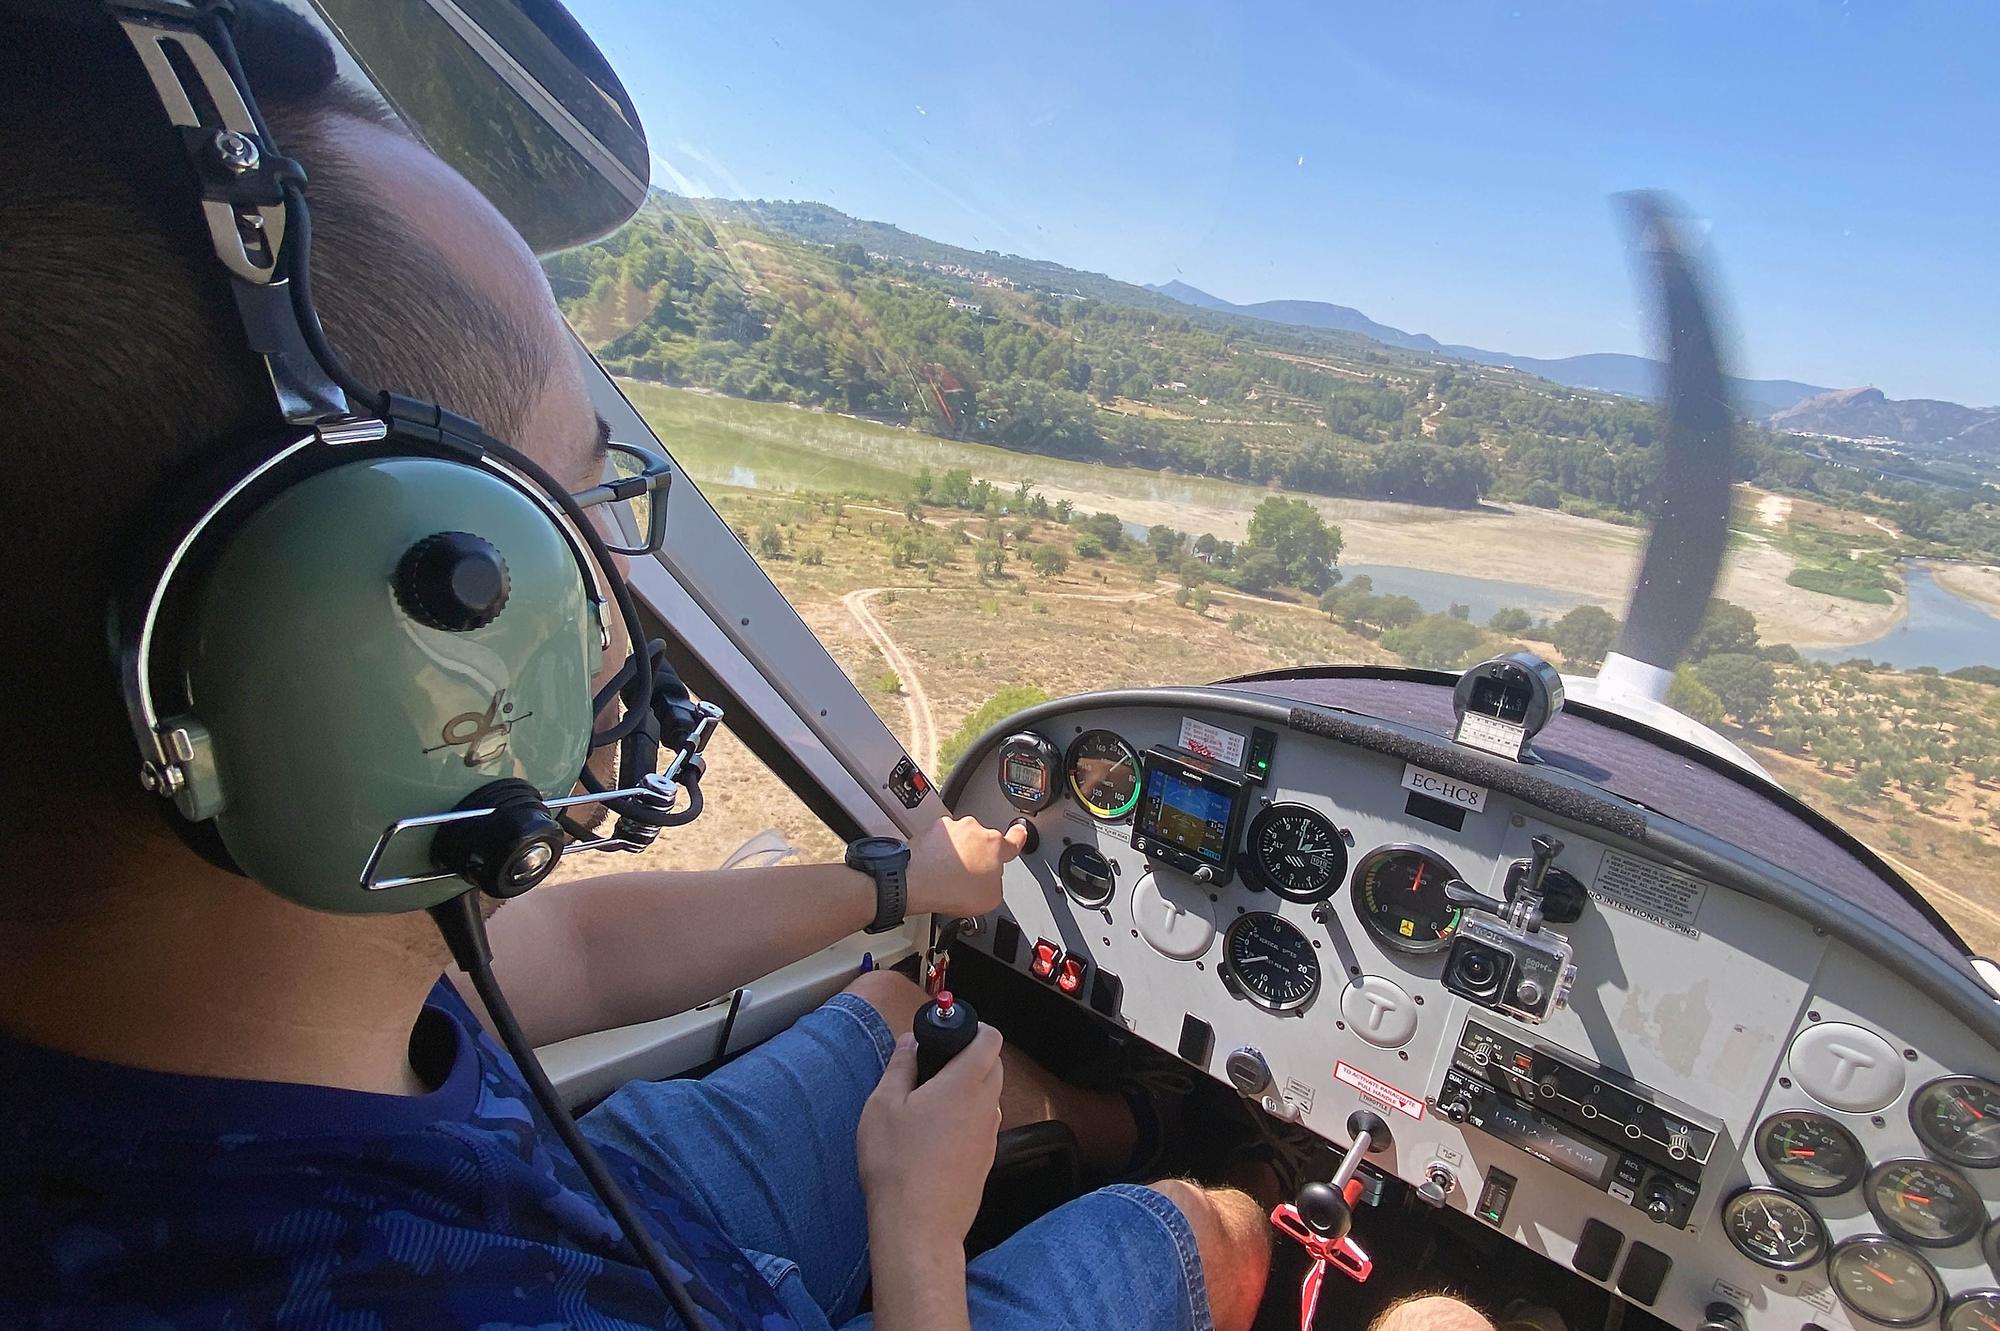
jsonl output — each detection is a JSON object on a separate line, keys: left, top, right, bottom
{"left": 913, "top": 990, "right": 979, "bottom": 1086}
{"left": 1271, "top": 1110, "right": 1389, "bottom": 1326}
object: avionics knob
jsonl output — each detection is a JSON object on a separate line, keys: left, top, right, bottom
{"left": 1695, "top": 1304, "right": 1745, "bottom": 1331}
{"left": 1193, "top": 865, "right": 1218, "bottom": 884}
{"left": 395, "top": 531, "right": 511, "bottom": 632}
{"left": 1642, "top": 1178, "right": 1678, "bottom": 1224}
{"left": 1441, "top": 1096, "right": 1471, "bottom": 1123}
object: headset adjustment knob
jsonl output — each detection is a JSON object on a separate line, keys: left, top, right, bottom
{"left": 395, "top": 531, "right": 511, "bottom": 632}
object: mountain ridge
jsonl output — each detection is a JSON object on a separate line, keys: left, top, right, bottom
{"left": 649, "top": 194, "right": 1986, "bottom": 447}
{"left": 1146, "top": 280, "right": 1830, "bottom": 418}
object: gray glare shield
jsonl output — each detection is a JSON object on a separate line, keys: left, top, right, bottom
{"left": 308, "top": 0, "right": 649, "bottom": 253}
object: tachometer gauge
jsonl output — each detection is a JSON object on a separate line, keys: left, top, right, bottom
{"left": 1066, "top": 730, "right": 1141, "bottom": 821}
{"left": 1913, "top": 1077, "right": 2000, "bottom": 1169}
{"left": 1868, "top": 1159, "right": 1985, "bottom": 1247}
{"left": 1221, "top": 912, "right": 1322, "bottom": 1014}
{"left": 1722, "top": 1187, "right": 1828, "bottom": 1270}
{"left": 1757, "top": 1110, "right": 1867, "bottom": 1195}
{"left": 1352, "top": 846, "right": 1463, "bottom": 954}
{"left": 1947, "top": 1292, "right": 2000, "bottom": 1331}
{"left": 1830, "top": 1236, "right": 1943, "bottom": 1327}
{"left": 1243, "top": 803, "right": 1347, "bottom": 903}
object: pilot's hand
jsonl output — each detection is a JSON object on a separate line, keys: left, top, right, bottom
{"left": 857, "top": 1025, "right": 1004, "bottom": 1248}
{"left": 907, "top": 814, "right": 1028, "bottom": 917}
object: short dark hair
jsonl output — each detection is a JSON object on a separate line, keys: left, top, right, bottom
{"left": 0, "top": 5, "right": 558, "bottom": 856}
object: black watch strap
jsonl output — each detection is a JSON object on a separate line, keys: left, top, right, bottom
{"left": 862, "top": 861, "right": 907, "bottom": 934}
{"left": 850, "top": 838, "right": 910, "bottom": 934}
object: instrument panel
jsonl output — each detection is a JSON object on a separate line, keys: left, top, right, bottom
{"left": 949, "top": 694, "right": 2000, "bottom": 1331}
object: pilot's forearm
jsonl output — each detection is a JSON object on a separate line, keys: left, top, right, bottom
{"left": 867, "top": 1222, "right": 972, "bottom": 1331}
{"left": 470, "top": 861, "right": 877, "bottom": 1046}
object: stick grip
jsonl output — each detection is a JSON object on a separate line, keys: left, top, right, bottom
{"left": 913, "top": 992, "right": 979, "bottom": 1086}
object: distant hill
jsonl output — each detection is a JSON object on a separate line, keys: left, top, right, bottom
{"left": 651, "top": 194, "right": 1984, "bottom": 447}
{"left": 1769, "top": 386, "right": 2000, "bottom": 450}
{"left": 1147, "top": 281, "right": 1830, "bottom": 416}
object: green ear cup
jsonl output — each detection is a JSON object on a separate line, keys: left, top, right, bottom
{"left": 174, "top": 456, "right": 600, "bottom": 913}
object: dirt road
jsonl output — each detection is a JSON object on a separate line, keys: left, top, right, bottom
{"left": 843, "top": 587, "right": 938, "bottom": 775}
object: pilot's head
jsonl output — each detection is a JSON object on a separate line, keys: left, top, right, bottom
{"left": 0, "top": 5, "right": 603, "bottom": 917}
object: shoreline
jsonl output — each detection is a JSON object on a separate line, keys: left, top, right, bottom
{"left": 1927, "top": 559, "right": 2000, "bottom": 618}
{"left": 630, "top": 381, "right": 1911, "bottom": 651}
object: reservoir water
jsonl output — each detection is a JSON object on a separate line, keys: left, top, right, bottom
{"left": 1340, "top": 561, "right": 2000, "bottom": 673}
{"left": 1805, "top": 564, "right": 2000, "bottom": 672}
{"left": 1339, "top": 564, "right": 1595, "bottom": 625}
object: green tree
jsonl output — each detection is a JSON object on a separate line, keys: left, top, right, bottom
{"left": 1689, "top": 599, "right": 1761, "bottom": 660}
{"left": 938, "top": 686, "right": 1052, "bottom": 770}
{"left": 937, "top": 468, "right": 974, "bottom": 507}
{"left": 1147, "top": 524, "right": 1185, "bottom": 563}
{"left": 1233, "top": 549, "right": 1284, "bottom": 594}
{"left": 1244, "top": 496, "right": 1341, "bottom": 592}
{"left": 912, "top": 467, "right": 934, "bottom": 501}
{"left": 1030, "top": 545, "right": 1069, "bottom": 579}
{"left": 756, "top": 525, "right": 784, "bottom": 560}
{"left": 1381, "top": 614, "right": 1490, "bottom": 670}
{"left": 1667, "top": 667, "right": 1727, "bottom": 727}
{"left": 1695, "top": 653, "right": 1776, "bottom": 724}
{"left": 1551, "top": 605, "right": 1619, "bottom": 668}
{"left": 1489, "top": 606, "right": 1533, "bottom": 634}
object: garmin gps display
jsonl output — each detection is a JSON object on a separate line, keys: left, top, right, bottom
{"left": 1149, "top": 770, "right": 1232, "bottom": 862}
{"left": 1131, "top": 746, "right": 1249, "bottom": 884}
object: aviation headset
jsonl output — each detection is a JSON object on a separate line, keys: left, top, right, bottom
{"left": 94, "top": 2, "right": 727, "bottom": 1322}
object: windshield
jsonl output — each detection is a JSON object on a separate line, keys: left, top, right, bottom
{"left": 550, "top": 4, "right": 2000, "bottom": 952}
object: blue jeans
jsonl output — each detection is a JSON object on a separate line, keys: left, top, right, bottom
{"left": 582, "top": 993, "right": 1213, "bottom": 1331}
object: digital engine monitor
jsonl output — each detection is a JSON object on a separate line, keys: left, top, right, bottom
{"left": 1130, "top": 746, "right": 1250, "bottom": 884}
{"left": 996, "top": 732, "right": 1063, "bottom": 813}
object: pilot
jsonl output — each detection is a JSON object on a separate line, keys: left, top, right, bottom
{"left": 0, "top": 6, "right": 1498, "bottom": 1331}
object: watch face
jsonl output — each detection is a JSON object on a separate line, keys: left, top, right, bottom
{"left": 850, "top": 837, "right": 909, "bottom": 864}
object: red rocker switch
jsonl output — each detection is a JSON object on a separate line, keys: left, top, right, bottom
{"left": 1029, "top": 939, "right": 1062, "bottom": 981}
{"left": 1055, "top": 955, "right": 1085, "bottom": 996}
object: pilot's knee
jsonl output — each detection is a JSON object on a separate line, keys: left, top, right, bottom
{"left": 1146, "top": 1179, "right": 1271, "bottom": 1331}
{"left": 843, "top": 968, "right": 928, "bottom": 1039}
{"left": 1374, "top": 1294, "right": 1497, "bottom": 1331}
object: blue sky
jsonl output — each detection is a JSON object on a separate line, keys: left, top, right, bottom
{"left": 570, "top": 2, "right": 1997, "bottom": 406}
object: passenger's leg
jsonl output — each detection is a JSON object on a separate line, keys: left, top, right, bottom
{"left": 1372, "top": 1295, "right": 1498, "bottom": 1331}
{"left": 844, "top": 970, "right": 1139, "bottom": 1173}
{"left": 1147, "top": 1179, "right": 1272, "bottom": 1331}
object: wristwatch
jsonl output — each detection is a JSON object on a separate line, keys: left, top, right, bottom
{"left": 848, "top": 836, "right": 912, "bottom": 934}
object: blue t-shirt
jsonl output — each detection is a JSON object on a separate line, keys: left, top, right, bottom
{"left": 0, "top": 981, "right": 799, "bottom": 1330}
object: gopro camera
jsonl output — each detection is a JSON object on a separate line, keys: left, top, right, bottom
{"left": 1443, "top": 914, "right": 1576, "bottom": 1023}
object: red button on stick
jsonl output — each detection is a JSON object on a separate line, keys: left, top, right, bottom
{"left": 1030, "top": 940, "right": 1061, "bottom": 980}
